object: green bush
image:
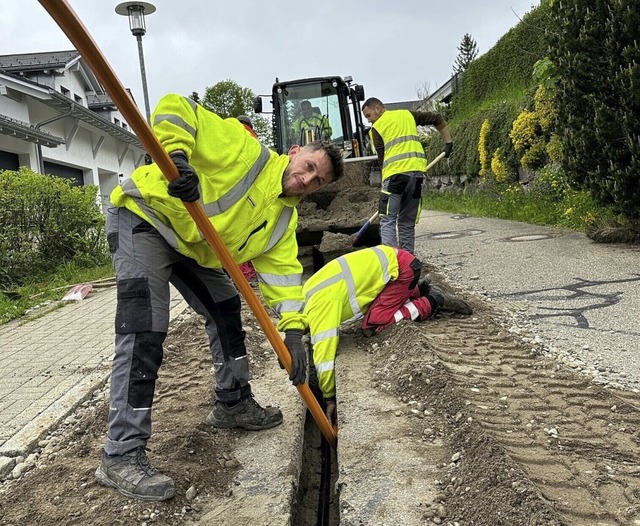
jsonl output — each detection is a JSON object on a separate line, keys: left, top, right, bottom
{"left": 418, "top": 4, "right": 550, "bottom": 184}
{"left": 548, "top": 0, "right": 640, "bottom": 221}
{"left": 0, "top": 168, "right": 108, "bottom": 287}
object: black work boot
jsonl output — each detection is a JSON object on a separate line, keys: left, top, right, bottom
{"left": 205, "top": 396, "right": 283, "bottom": 430}
{"left": 417, "top": 277, "right": 432, "bottom": 297}
{"left": 361, "top": 327, "right": 377, "bottom": 338}
{"left": 95, "top": 446, "right": 175, "bottom": 501}
{"left": 427, "top": 282, "right": 473, "bottom": 315}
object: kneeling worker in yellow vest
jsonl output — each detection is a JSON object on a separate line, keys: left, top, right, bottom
{"left": 299, "top": 245, "right": 472, "bottom": 424}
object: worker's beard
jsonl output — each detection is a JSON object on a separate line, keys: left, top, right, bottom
{"left": 281, "top": 166, "right": 305, "bottom": 197}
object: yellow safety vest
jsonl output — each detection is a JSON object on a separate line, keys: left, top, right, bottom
{"left": 372, "top": 109, "right": 427, "bottom": 181}
{"left": 110, "top": 93, "right": 306, "bottom": 331}
{"left": 302, "top": 245, "right": 399, "bottom": 397}
{"left": 293, "top": 113, "right": 332, "bottom": 139}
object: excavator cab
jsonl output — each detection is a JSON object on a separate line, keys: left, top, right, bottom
{"left": 254, "top": 75, "right": 367, "bottom": 157}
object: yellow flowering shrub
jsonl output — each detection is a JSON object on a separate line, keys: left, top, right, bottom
{"left": 510, "top": 109, "right": 539, "bottom": 151}
{"left": 478, "top": 119, "right": 491, "bottom": 178}
{"left": 491, "top": 148, "right": 509, "bottom": 182}
{"left": 545, "top": 133, "right": 563, "bottom": 163}
{"left": 534, "top": 85, "right": 557, "bottom": 131}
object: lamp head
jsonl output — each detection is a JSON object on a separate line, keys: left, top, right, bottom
{"left": 115, "top": 2, "right": 156, "bottom": 37}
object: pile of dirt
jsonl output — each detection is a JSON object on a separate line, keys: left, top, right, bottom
{"left": 364, "top": 322, "right": 562, "bottom": 525}
{"left": 297, "top": 186, "right": 378, "bottom": 236}
{"left": 358, "top": 268, "right": 640, "bottom": 525}
{"left": 296, "top": 157, "right": 379, "bottom": 237}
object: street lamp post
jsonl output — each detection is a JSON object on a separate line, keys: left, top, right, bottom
{"left": 115, "top": 1, "right": 156, "bottom": 123}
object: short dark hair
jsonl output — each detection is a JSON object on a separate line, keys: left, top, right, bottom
{"left": 304, "top": 140, "right": 344, "bottom": 182}
{"left": 362, "top": 97, "right": 384, "bottom": 110}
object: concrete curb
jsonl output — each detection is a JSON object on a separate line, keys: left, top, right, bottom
{"left": 0, "top": 369, "right": 110, "bottom": 457}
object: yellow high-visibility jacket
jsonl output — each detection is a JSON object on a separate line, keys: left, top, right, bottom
{"left": 302, "top": 245, "right": 399, "bottom": 398}
{"left": 292, "top": 113, "right": 332, "bottom": 140}
{"left": 110, "top": 93, "right": 306, "bottom": 331}
{"left": 372, "top": 109, "right": 426, "bottom": 182}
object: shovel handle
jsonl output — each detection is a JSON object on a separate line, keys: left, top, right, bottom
{"left": 351, "top": 211, "right": 379, "bottom": 245}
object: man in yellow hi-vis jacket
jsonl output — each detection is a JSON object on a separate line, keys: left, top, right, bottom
{"left": 95, "top": 93, "right": 344, "bottom": 502}
{"left": 362, "top": 97, "right": 453, "bottom": 254}
{"left": 292, "top": 100, "right": 333, "bottom": 144}
{"left": 300, "top": 246, "right": 472, "bottom": 424}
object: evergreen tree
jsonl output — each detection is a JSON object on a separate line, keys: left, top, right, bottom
{"left": 547, "top": 0, "right": 640, "bottom": 221}
{"left": 453, "top": 33, "right": 479, "bottom": 74}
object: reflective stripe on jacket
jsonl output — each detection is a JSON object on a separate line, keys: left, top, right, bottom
{"left": 110, "top": 93, "right": 305, "bottom": 331}
{"left": 372, "top": 109, "right": 426, "bottom": 181}
{"left": 302, "top": 245, "right": 399, "bottom": 398}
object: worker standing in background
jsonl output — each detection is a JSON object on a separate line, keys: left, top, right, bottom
{"left": 300, "top": 245, "right": 473, "bottom": 424}
{"left": 293, "top": 100, "right": 333, "bottom": 144}
{"left": 95, "top": 93, "right": 344, "bottom": 502}
{"left": 237, "top": 114, "right": 258, "bottom": 139}
{"left": 362, "top": 98, "right": 453, "bottom": 254}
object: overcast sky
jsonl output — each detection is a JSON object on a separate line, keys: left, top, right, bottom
{"left": 2, "top": 1, "right": 539, "bottom": 115}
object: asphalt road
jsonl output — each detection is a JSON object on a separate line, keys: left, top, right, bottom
{"left": 414, "top": 210, "right": 640, "bottom": 390}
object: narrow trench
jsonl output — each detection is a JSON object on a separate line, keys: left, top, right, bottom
{"left": 291, "top": 345, "right": 341, "bottom": 525}
{"left": 291, "top": 401, "right": 340, "bottom": 526}
{"left": 291, "top": 231, "right": 381, "bottom": 525}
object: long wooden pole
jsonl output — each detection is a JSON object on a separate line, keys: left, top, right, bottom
{"left": 37, "top": 0, "right": 337, "bottom": 448}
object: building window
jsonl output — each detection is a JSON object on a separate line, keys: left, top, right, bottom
{"left": 74, "top": 94, "right": 83, "bottom": 104}
{"left": 60, "top": 86, "right": 70, "bottom": 97}
{"left": 0, "top": 150, "right": 20, "bottom": 171}
{"left": 43, "top": 161, "right": 84, "bottom": 187}
{"left": 114, "top": 118, "right": 120, "bottom": 126}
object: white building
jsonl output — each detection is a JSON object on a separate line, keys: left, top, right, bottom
{"left": 0, "top": 50, "right": 146, "bottom": 211}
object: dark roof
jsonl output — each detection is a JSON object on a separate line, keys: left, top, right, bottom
{"left": 0, "top": 50, "right": 105, "bottom": 97}
{"left": 385, "top": 100, "right": 423, "bottom": 111}
{"left": 87, "top": 92, "right": 117, "bottom": 111}
{"left": 0, "top": 70, "right": 142, "bottom": 148}
{"left": 0, "top": 114, "right": 65, "bottom": 148}
{"left": 0, "top": 50, "right": 80, "bottom": 72}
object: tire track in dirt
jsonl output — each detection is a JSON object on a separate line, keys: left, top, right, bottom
{"left": 423, "top": 310, "right": 640, "bottom": 525}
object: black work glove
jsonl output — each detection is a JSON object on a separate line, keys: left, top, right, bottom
{"left": 443, "top": 142, "right": 453, "bottom": 158}
{"left": 284, "top": 329, "right": 307, "bottom": 385}
{"left": 167, "top": 152, "right": 200, "bottom": 202}
{"left": 324, "top": 396, "right": 337, "bottom": 425}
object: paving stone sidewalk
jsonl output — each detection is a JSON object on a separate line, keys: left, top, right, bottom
{"left": 0, "top": 285, "right": 187, "bottom": 461}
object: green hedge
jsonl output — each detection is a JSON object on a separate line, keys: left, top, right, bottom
{"left": 547, "top": 0, "right": 640, "bottom": 221}
{"left": 423, "top": 98, "right": 524, "bottom": 181}
{"left": 420, "top": 4, "right": 548, "bottom": 182}
{"left": 450, "top": 5, "right": 550, "bottom": 121}
{"left": 0, "top": 168, "right": 108, "bottom": 287}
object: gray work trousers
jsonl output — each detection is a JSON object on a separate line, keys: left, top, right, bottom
{"left": 103, "top": 207, "right": 251, "bottom": 455}
{"left": 379, "top": 171, "right": 424, "bottom": 254}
